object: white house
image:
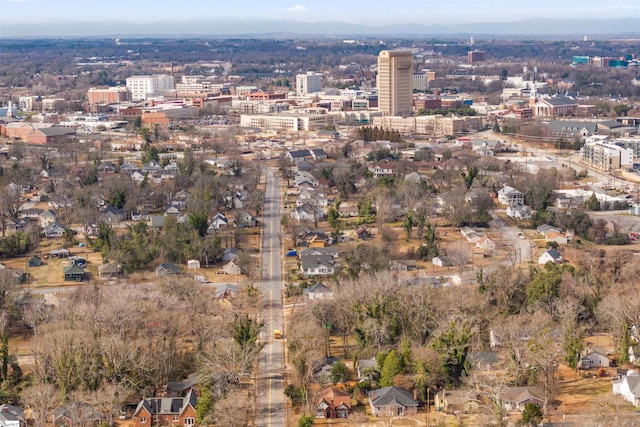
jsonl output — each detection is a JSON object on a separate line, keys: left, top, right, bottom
{"left": 613, "top": 372, "right": 640, "bottom": 406}
{"left": 498, "top": 186, "right": 525, "bottom": 206}
{"left": 300, "top": 255, "right": 336, "bottom": 276}
{"left": 578, "top": 350, "right": 609, "bottom": 369}
{"left": 538, "top": 249, "right": 563, "bottom": 265}
{"left": 303, "top": 283, "right": 335, "bottom": 300}
{"left": 506, "top": 204, "right": 532, "bottom": 220}
{"left": 0, "top": 405, "right": 25, "bottom": 427}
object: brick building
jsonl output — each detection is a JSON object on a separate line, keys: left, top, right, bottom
{"left": 133, "top": 390, "right": 197, "bottom": 427}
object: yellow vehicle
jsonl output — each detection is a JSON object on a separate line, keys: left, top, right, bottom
{"left": 274, "top": 329, "right": 282, "bottom": 339}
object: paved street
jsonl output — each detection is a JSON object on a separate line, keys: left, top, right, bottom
{"left": 256, "top": 167, "right": 286, "bottom": 427}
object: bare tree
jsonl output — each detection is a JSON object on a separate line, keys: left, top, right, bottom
{"left": 22, "top": 382, "right": 59, "bottom": 427}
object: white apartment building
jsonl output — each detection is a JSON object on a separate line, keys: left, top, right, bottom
{"left": 377, "top": 50, "right": 414, "bottom": 116}
{"left": 580, "top": 136, "right": 634, "bottom": 170}
{"left": 296, "top": 72, "right": 323, "bottom": 96}
{"left": 126, "top": 74, "right": 175, "bottom": 101}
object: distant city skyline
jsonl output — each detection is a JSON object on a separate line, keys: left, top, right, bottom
{"left": 3, "top": 0, "right": 640, "bottom": 26}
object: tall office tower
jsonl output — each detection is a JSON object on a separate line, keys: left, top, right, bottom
{"left": 296, "top": 72, "right": 323, "bottom": 96}
{"left": 377, "top": 50, "right": 414, "bottom": 116}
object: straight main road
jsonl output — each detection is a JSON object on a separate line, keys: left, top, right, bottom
{"left": 255, "top": 167, "right": 286, "bottom": 427}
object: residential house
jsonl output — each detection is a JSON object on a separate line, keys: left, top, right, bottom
{"left": 221, "top": 259, "right": 242, "bottom": 275}
{"left": 52, "top": 403, "right": 102, "bottom": 427}
{"left": 298, "top": 247, "right": 339, "bottom": 258}
{"left": 311, "top": 148, "right": 328, "bottom": 160}
{"left": 214, "top": 283, "right": 238, "bottom": 300}
{"left": 613, "top": 372, "right": 640, "bottom": 406}
{"left": 101, "top": 205, "right": 126, "bottom": 223}
{"left": 297, "top": 187, "right": 328, "bottom": 208}
{"left": 356, "top": 358, "right": 378, "bottom": 381}
{"left": 97, "top": 162, "right": 118, "bottom": 174}
{"left": 291, "top": 204, "right": 317, "bottom": 223}
{"left": 313, "top": 357, "right": 340, "bottom": 383}
{"left": 502, "top": 386, "right": 544, "bottom": 412}
{"left": 578, "top": 350, "right": 610, "bottom": 369}
{"left": 460, "top": 226, "right": 485, "bottom": 244}
{"left": 338, "top": 203, "right": 359, "bottom": 218}
{"left": 155, "top": 262, "right": 181, "bottom": 277}
{"left": 63, "top": 264, "right": 86, "bottom": 282}
{"left": 44, "top": 222, "right": 65, "bottom": 238}
{"left": 355, "top": 226, "right": 371, "bottom": 240}
{"left": 294, "top": 171, "right": 319, "bottom": 187}
{"left": 50, "top": 248, "right": 70, "bottom": 258}
{"left": 235, "top": 211, "right": 257, "bottom": 228}
{"left": 506, "top": 204, "right": 532, "bottom": 220}
{"left": 222, "top": 248, "right": 241, "bottom": 262}
{"left": 538, "top": 248, "right": 563, "bottom": 265}
{"left": 0, "top": 404, "right": 25, "bottom": 427}
{"left": 287, "top": 149, "right": 314, "bottom": 163}
{"left": 5, "top": 217, "right": 26, "bottom": 233}
{"left": 475, "top": 235, "right": 497, "bottom": 252}
{"left": 163, "top": 375, "right": 199, "bottom": 398}
{"left": 368, "top": 160, "right": 396, "bottom": 178}
{"left": 432, "top": 256, "right": 452, "bottom": 268}
{"left": 303, "top": 283, "right": 335, "bottom": 300}
{"left": 536, "top": 224, "right": 562, "bottom": 237}
{"left": 209, "top": 212, "right": 229, "bottom": 231}
{"left": 133, "top": 389, "right": 197, "bottom": 427}
{"left": 300, "top": 255, "right": 336, "bottom": 277}
{"left": 368, "top": 386, "right": 419, "bottom": 417}
{"left": 98, "top": 263, "right": 121, "bottom": 280}
{"left": 497, "top": 186, "right": 525, "bottom": 206}
{"left": 131, "top": 210, "right": 151, "bottom": 221}
{"left": 468, "top": 351, "right": 500, "bottom": 371}
{"left": 164, "top": 205, "right": 181, "bottom": 216}
{"left": 315, "top": 387, "right": 351, "bottom": 419}
{"left": 545, "top": 230, "right": 568, "bottom": 245}
{"left": 39, "top": 209, "right": 56, "bottom": 227}
{"left": 297, "top": 230, "right": 332, "bottom": 247}
{"left": 20, "top": 207, "right": 43, "bottom": 220}
{"left": 434, "top": 390, "right": 479, "bottom": 414}
{"left": 391, "top": 260, "right": 418, "bottom": 272}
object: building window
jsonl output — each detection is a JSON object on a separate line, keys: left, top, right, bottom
{"left": 141, "top": 417, "right": 147, "bottom": 424}
{"left": 173, "top": 416, "right": 180, "bottom": 422}
{"left": 184, "top": 417, "right": 195, "bottom": 426}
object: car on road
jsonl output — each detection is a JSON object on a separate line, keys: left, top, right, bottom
{"left": 518, "top": 233, "right": 526, "bottom": 239}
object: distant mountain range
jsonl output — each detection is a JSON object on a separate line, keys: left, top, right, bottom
{"left": 3, "top": 17, "right": 640, "bottom": 38}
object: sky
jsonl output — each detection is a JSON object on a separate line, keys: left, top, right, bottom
{"left": 2, "top": 0, "right": 640, "bottom": 26}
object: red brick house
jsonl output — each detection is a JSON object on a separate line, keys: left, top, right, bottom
{"left": 133, "top": 390, "right": 197, "bottom": 427}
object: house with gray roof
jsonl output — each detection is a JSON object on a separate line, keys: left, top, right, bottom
{"left": 133, "top": 389, "right": 197, "bottom": 427}
{"left": 613, "top": 372, "right": 640, "bottom": 406}
{"left": 546, "top": 120, "right": 597, "bottom": 137}
{"left": 303, "top": 282, "right": 334, "bottom": 300}
{"left": 368, "top": 386, "right": 419, "bottom": 417}
{"left": 0, "top": 404, "right": 25, "bottom": 427}
{"left": 300, "top": 255, "right": 336, "bottom": 277}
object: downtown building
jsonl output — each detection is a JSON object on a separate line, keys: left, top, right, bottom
{"left": 296, "top": 72, "right": 323, "bottom": 96}
{"left": 125, "top": 74, "right": 175, "bottom": 101}
{"left": 377, "top": 50, "right": 414, "bottom": 116}
{"left": 580, "top": 136, "right": 634, "bottom": 171}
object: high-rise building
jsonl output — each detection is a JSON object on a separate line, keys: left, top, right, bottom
{"left": 467, "top": 50, "right": 486, "bottom": 65}
{"left": 296, "top": 72, "right": 323, "bottom": 96}
{"left": 125, "top": 74, "right": 175, "bottom": 101}
{"left": 377, "top": 50, "right": 414, "bottom": 116}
